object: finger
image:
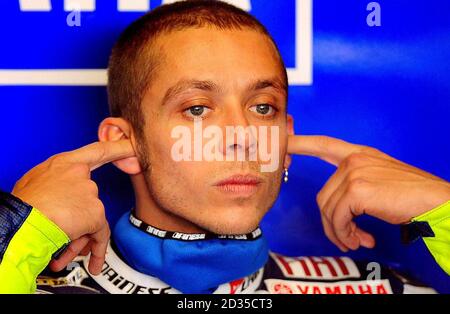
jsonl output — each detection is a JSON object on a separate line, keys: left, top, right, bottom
{"left": 49, "top": 236, "right": 90, "bottom": 272}
{"left": 321, "top": 178, "right": 347, "bottom": 228}
{"left": 332, "top": 190, "right": 372, "bottom": 250}
{"left": 335, "top": 217, "right": 361, "bottom": 251}
{"left": 355, "top": 228, "right": 376, "bottom": 249}
{"left": 287, "top": 135, "right": 366, "bottom": 166}
{"left": 317, "top": 155, "right": 389, "bottom": 209}
{"left": 80, "top": 241, "right": 92, "bottom": 256}
{"left": 319, "top": 160, "right": 421, "bottom": 216}
{"left": 60, "top": 140, "right": 136, "bottom": 171}
{"left": 320, "top": 215, "right": 349, "bottom": 252}
{"left": 87, "top": 223, "right": 110, "bottom": 275}
{"left": 317, "top": 165, "right": 351, "bottom": 211}
{"left": 319, "top": 181, "right": 350, "bottom": 251}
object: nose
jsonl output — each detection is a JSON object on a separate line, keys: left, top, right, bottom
{"left": 218, "top": 103, "right": 258, "bottom": 160}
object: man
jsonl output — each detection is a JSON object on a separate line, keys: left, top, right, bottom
{"left": 0, "top": 0, "right": 449, "bottom": 294}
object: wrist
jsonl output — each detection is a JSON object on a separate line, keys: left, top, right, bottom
{"left": 10, "top": 190, "right": 72, "bottom": 240}
{"left": 420, "top": 181, "right": 450, "bottom": 217}
{"left": 433, "top": 181, "right": 450, "bottom": 208}
{"left": 6, "top": 190, "right": 72, "bottom": 240}
{"left": 0, "top": 189, "right": 70, "bottom": 255}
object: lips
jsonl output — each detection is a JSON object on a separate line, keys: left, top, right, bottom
{"left": 214, "top": 174, "right": 263, "bottom": 186}
{"left": 213, "top": 174, "right": 262, "bottom": 196}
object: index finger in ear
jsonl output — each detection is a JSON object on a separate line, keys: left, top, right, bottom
{"left": 60, "top": 140, "right": 136, "bottom": 171}
{"left": 287, "top": 135, "right": 366, "bottom": 166}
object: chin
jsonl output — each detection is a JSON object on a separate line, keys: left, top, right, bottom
{"left": 199, "top": 207, "right": 264, "bottom": 235}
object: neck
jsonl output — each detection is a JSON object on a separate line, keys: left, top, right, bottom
{"left": 131, "top": 173, "right": 208, "bottom": 234}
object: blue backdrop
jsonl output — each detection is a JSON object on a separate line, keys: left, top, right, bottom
{"left": 0, "top": 0, "right": 449, "bottom": 292}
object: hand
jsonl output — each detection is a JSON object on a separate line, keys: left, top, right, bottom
{"left": 288, "top": 135, "right": 450, "bottom": 252}
{"left": 12, "top": 140, "right": 135, "bottom": 274}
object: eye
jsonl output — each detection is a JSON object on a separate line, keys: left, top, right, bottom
{"left": 249, "top": 104, "right": 276, "bottom": 116}
{"left": 183, "top": 105, "right": 211, "bottom": 119}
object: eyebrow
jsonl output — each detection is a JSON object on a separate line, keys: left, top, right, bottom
{"left": 161, "top": 77, "right": 287, "bottom": 105}
{"left": 249, "top": 78, "right": 287, "bottom": 97}
{"left": 161, "top": 79, "right": 220, "bottom": 105}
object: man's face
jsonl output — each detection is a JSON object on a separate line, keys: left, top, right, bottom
{"left": 137, "top": 27, "right": 290, "bottom": 234}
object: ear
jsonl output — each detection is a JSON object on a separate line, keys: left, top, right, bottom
{"left": 98, "top": 117, "right": 142, "bottom": 175}
{"left": 283, "top": 114, "right": 295, "bottom": 169}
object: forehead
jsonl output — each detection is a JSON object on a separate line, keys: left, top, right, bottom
{"left": 150, "top": 27, "right": 285, "bottom": 91}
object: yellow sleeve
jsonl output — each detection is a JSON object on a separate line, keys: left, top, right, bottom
{"left": 413, "top": 200, "right": 450, "bottom": 275}
{"left": 0, "top": 191, "right": 70, "bottom": 294}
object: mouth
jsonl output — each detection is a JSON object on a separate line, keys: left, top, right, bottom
{"left": 213, "top": 174, "right": 263, "bottom": 197}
